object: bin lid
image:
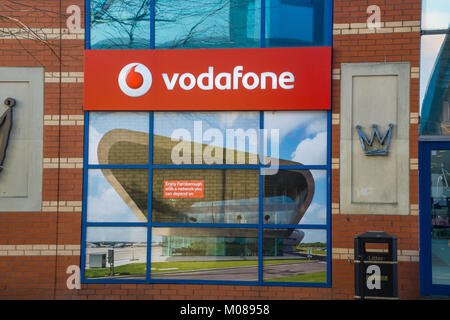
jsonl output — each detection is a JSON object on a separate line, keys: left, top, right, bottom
{"left": 354, "top": 231, "right": 397, "bottom": 240}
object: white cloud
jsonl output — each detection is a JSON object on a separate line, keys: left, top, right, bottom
{"left": 305, "top": 118, "right": 327, "bottom": 136}
{"left": 291, "top": 132, "right": 327, "bottom": 165}
{"left": 301, "top": 202, "right": 327, "bottom": 225}
{"left": 420, "top": 34, "right": 446, "bottom": 107}
{"left": 264, "top": 111, "right": 326, "bottom": 140}
{"left": 87, "top": 174, "right": 140, "bottom": 222}
{"left": 310, "top": 170, "right": 327, "bottom": 181}
{"left": 422, "top": 11, "right": 450, "bottom": 30}
{"left": 301, "top": 229, "right": 326, "bottom": 244}
{"left": 88, "top": 126, "right": 102, "bottom": 164}
{"left": 87, "top": 227, "right": 147, "bottom": 243}
{"left": 219, "top": 112, "right": 240, "bottom": 128}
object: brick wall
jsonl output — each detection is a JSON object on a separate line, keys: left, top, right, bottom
{"left": 0, "top": 0, "right": 422, "bottom": 300}
{"left": 330, "top": 0, "right": 421, "bottom": 300}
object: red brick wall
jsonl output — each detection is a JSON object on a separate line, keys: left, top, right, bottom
{"left": 0, "top": 0, "right": 422, "bottom": 300}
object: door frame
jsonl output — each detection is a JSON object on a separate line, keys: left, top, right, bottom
{"left": 419, "top": 137, "right": 450, "bottom": 296}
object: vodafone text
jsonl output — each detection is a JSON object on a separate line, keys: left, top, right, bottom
{"left": 162, "top": 66, "right": 295, "bottom": 91}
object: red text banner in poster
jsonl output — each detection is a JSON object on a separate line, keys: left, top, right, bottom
{"left": 84, "top": 47, "right": 331, "bottom": 111}
{"left": 164, "top": 180, "right": 204, "bottom": 199}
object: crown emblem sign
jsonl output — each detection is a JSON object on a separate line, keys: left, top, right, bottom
{"left": 356, "top": 124, "right": 393, "bottom": 156}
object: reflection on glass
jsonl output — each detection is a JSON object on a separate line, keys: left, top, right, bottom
{"left": 151, "top": 227, "right": 258, "bottom": 281}
{"left": 265, "top": 0, "right": 332, "bottom": 47}
{"left": 420, "top": 34, "right": 450, "bottom": 135}
{"left": 420, "top": 34, "right": 446, "bottom": 110}
{"left": 155, "top": 0, "right": 261, "bottom": 49}
{"left": 263, "top": 229, "right": 326, "bottom": 283}
{"left": 422, "top": 0, "right": 450, "bottom": 31}
{"left": 264, "top": 111, "right": 327, "bottom": 165}
{"left": 263, "top": 170, "right": 326, "bottom": 225}
{"left": 152, "top": 169, "right": 259, "bottom": 224}
{"left": 153, "top": 112, "right": 259, "bottom": 165}
{"left": 90, "top": 0, "right": 151, "bottom": 49}
{"left": 85, "top": 227, "right": 147, "bottom": 280}
{"left": 89, "top": 112, "right": 149, "bottom": 164}
{"left": 430, "top": 150, "right": 450, "bottom": 285}
{"left": 87, "top": 169, "right": 148, "bottom": 222}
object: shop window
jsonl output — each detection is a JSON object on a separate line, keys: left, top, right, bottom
{"left": 84, "top": 227, "right": 148, "bottom": 280}
{"left": 84, "top": 0, "right": 331, "bottom": 286}
{"left": 151, "top": 227, "right": 259, "bottom": 281}
{"left": 263, "top": 169, "right": 327, "bottom": 225}
{"left": 89, "top": 112, "right": 149, "bottom": 165}
{"left": 265, "top": 0, "right": 332, "bottom": 47}
{"left": 419, "top": 1, "right": 450, "bottom": 135}
{"left": 263, "top": 229, "right": 327, "bottom": 283}
{"left": 90, "top": 0, "right": 151, "bottom": 49}
{"left": 155, "top": 0, "right": 261, "bottom": 49}
{"left": 82, "top": 111, "right": 330, "bottom": 286}
{"left": 264, "top": 111, "right": 327, "bottom": 165}
{"left": 87, "top": 169, "right": 148, "bottom": 222}
{"left": 421, "top": 0, "right": 450, "bottom": 31}
{"left": 152, "top": 169, "right": 259, "bottom": 224}
{"left": 87, "top": 0, "right": 332, "bottom": 49}
{"left": 153, "top": 112, "right": 260, "bottom": 165}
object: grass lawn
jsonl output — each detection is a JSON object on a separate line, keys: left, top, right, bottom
{"left": 85, "top": 259, "right": 312, "bottom": 278}
{"left": 85, "top": 262, "right": 146, "bottom": 278}
{"left": 298, "top": 249, "right": 327, "bottom": 256}
{"left": 264, "top": 271, "right": 327, "bottom": 283}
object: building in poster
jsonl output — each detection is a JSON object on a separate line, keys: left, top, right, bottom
{"left": 0, "top": 0, "right": 448, "bottom": 299}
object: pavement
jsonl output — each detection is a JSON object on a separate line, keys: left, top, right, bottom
{"left": 150, "top": 261, "right": 326, "bottom": 281}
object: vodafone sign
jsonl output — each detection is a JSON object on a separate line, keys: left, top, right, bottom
{"left": 84, "top": 47, "right": 331, "bottom": 111}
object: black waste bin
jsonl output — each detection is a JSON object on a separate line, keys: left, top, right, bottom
{"left": 354, "top": 231, "right": 398, "bottom": 300}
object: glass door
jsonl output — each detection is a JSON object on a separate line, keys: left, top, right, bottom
{"left": 420, "top": 140, "right": 450, "bottom": 295}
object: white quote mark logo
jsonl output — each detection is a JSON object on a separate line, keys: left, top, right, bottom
{"left": 118, "top": 63, "right": 152, "bottom": 97}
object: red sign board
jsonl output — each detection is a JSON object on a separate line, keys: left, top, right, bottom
{"left": 84, "top": 47, "right": 331, "bottom": 111}
{"left": 164, "top": 180, "right": 204, "bottom": 199}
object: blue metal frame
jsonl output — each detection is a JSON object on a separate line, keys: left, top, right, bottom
{"left": 419, "top": 140, "right": 450, "bottom": 296}
{"left": 82, "top": 0, "right": 333, "bottom": 287}
{"left": 84, "top": 0, "right": 334, "bottom": 50}
{"left": 81, "top": 110, "right": 331, "bottom": 287}
{"left": 84, "top": 0, "right": 90, "bottom": 49}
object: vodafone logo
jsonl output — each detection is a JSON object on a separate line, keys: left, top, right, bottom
{"left": 86, "top": 47, "right": 332, "bottom": 110}
{"left": 118, "top": 63, "right": 295, "bottom": 98}
{"left": 118, "top": 63, "right": 152, "bottom": 97}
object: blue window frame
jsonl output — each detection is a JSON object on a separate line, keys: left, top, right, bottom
{"left": 419, "top": 140, "right": 450, "bottom": 296}
{"left": 81, "top": 111, "right": 332, "bottom": 286}
{"left": 83, "top": 0, "right": 333, "bottom": 287}
{"left": 419, "top": 0, "right": 450, "bottom": 296}
{"left": 86, "top": 0, "right": 333, "bottom": 49}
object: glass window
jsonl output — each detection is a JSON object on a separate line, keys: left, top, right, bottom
{"left": 263, "top": 169, "right": 327, "bottom": 225}
{"left": 430, "top": 150, "right": 450, "bottom": 285}
{"left": 90, "top": 0, "right": 151, "bottom": 49}
{"left": 264, "top": 111, "right": 327, "bottom": 165}
{"left": 153, "top": 112, "right": 260, "bottom": 165}
{"left": 84, "top": 227, "right": 147, "bottom": 280}
{"left": 265, "top": 0, "right": 332, "bottom": 47}
{"left": 151, "top": 227, "right": 258, "bottom": 281}
{"left": 83, "top": 111, "right": 330, "bottom": 286}
{"left": 152, "top": 169, "right": 259, "bottom": 224}
{"left": 419, "top": 34, "right": 450, "bottom": 135}
{"left": 87, "top": 169, "right": 148, "bottom": 222}
{"left": 89, "top": 112, "right": 149, "bottom": 165}
{"left": 155, "top": 0, "right": 261, "bottom": 49}
{"left": 263, "top": 229, "right": 327, "bottom": 283}
{"left": 422, "top": 0, "right": 450, "bottom": 31}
